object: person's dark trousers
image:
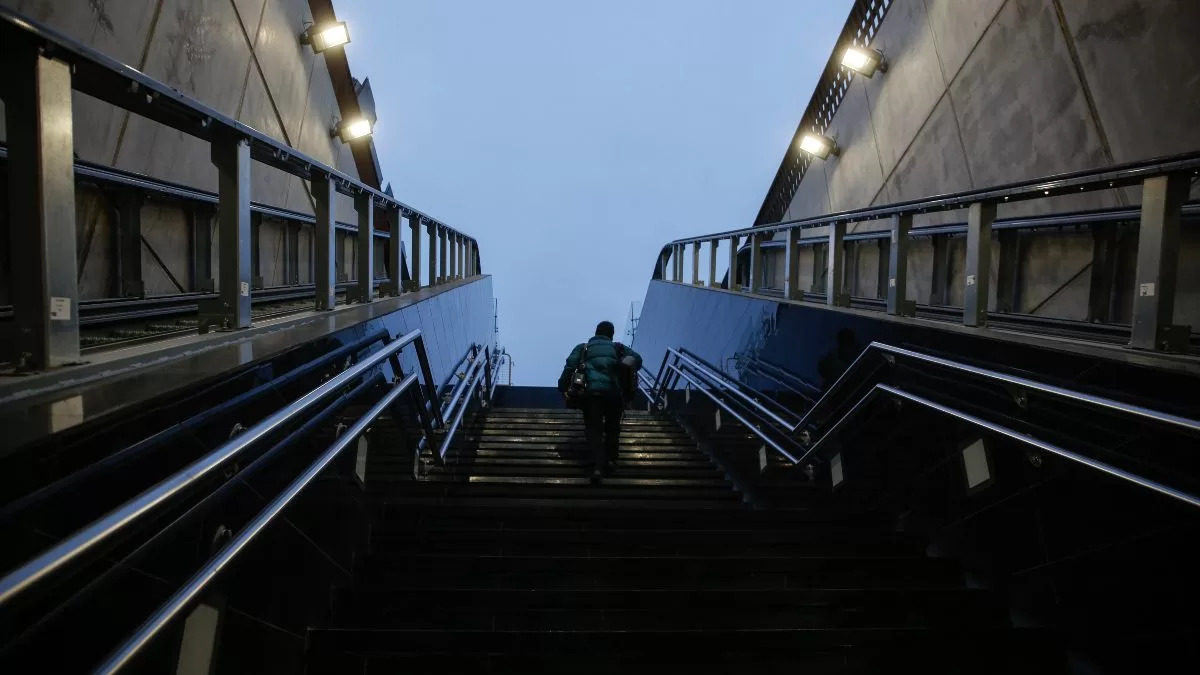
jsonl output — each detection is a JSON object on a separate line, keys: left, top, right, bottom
{"left": 582, "top": 395, "right": 624, "bottom": 476}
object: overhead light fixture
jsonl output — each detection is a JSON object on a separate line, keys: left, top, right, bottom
{"left": 301, "top": 21, "right": 350, "bottom": 53}
{"left": 841, "top": 46, "right": 888, "bottom": 77}
{"left": 333, "top": 117, "right": 372, "bottom": 143}
{"left": 799, "top": 133, "right": 839, "bottom": 160}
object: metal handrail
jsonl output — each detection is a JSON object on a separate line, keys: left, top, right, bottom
{"left": 792, "top": 342, "right": 1200, "bottom": 441}
{"left": 0, "top": 328, "right": 431, "bottom": 607}
{"left": 441, "top": 346, "right": 483, "bottom": 423}
{"left": 674, "top": 348, "right": 801, "bottom": 427}
{"left": 93, "top": 372, "right": 421, "bottom": 674}
{"left": 666, "top": 150, "right": 1200, "bottom": 247}
{"left": 805, "top": 383, "right": 1200, "bottom": 511}
{"left": 437, "top": 348, "right": 492, "bottom": 459}
{"left": 662, "top": 363, "right": 800, "bottom": 463}
{"left": 665, "top": 351, "right": 797, "bottom": 430}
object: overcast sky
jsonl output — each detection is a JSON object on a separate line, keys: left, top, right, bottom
{"left": 334, "top": 0, "right": 853, "bottom": 385}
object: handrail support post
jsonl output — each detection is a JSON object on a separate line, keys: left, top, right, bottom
{"left": 886, "top": 214, "right": 914, "bottom": 316}
{"left": 1131, "top": 172, "right": 1191, "bottom": 352}
{"left": 964, "top": 202, "right": 995, "bottom": 327}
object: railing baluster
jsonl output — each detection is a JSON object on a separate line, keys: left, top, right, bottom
{"left": 827, "top": 221, "right": 847, "bottom": 307}
{"left": 312, "top": 173, "right": 337, "bottom": 311}
{"left": 727, "top": 235, "right": 739, "bottom": 290}
{"left": 203, "top": 138, "right": 252, "bottom": 331}
{"left": 887, "top": 213, "right": 912, "bottom": 316}
{"left": 964, "top": 202, "right": 995, "bottom": 327}
{"left": 1, "top": 41, "right": 79, "bottom": 369}
{"left": 351, "top": 192, "right": 374, "bottom": 303}
{"left": 784, "top": 227, "right": 800, "bottom": 301}
{"left": 708, "top": 240, "right": 718, "bottom": 288}
{"left": 1131, "top": 173, "right": 1191, "bottom": 352}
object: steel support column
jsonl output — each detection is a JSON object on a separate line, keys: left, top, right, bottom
{"left": 749, "top": 233, "right": 763, "bottom": 294}
{"left": 2, "top": 44, "right": 79, "bottom": 369}
{"left": 312, "top": 173, "right": 337, "bottom": 311}
{"left": 887, "top": 214, "right": 913, "bottom": 316}
{"left": 1088, "top": 222, "right": 1118, "bottom": 323}
{"left": 409, "top": 216, "right": 422, "bottom": 291}
{"left": 439, "top": 226, "right": 448, "bottom": 284}
{"left": 827, "top": 222, "right": 848, "bottom": 307}
{"left": 727, "top": 235, "right": 739, "bottom": 290}
{"left": 875, "top": 237, "right": 888, "bottom": 300}
{"left": 1131, "top": 173, "right": 1191, "bottom": 352}
{"left": 117, "top": 192, "right": 145, "bottom": 297}
{"left": 995, "top": 229, "right": 1021, "bottom": 313}
{"left": 708, "top": 240, "right": 718, "bottom": 288}
{"left": 199, "top": 138, "right": 252, "bottom": 332}
{"left": 386, "top": 210, "right": 403, "bottom": 295}
{"left": 812, "top": 243, "right": 827, "bottom": 294}
{"left": 964, "top": 202, "right": 995, "bottom": 327}
{"left": 351, "top": 193, "right": 374, "bottom": 303}
{"left": 426, "top": 221, "right": 438, "bottom": 286}
{"left": 784, "top": 228, "right": 801, "bottom": 301}
{"left": 691, "top": 241, "right": 700, "bottom": 285}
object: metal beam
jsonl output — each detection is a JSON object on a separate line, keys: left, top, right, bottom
{"left": 312, "top": 173, "right": 337, "bottom": 311}
{"left": 827, "top": 221, "right": 848, "bottom": 307}
{"left": 691, "top": 241, "right": 700, "bottom": 285}
{"left": 351, "top": 192, "right": 373, "bottom": 303}
{"left": 875, "top": 237, "right": 888, "bottom": 300}
{"left": 1131, "top": 173, "right": 1191, "bottom": 351}
{"left": 964, "top": 202, "right": 996, "bottom": 327}
{"left": 1, "top": 44, "right": 79, "bottom": 369}
{"left": 887, "top": 214, "right": 913, "bottom": 316}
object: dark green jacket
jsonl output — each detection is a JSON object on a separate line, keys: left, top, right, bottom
{"left": 558, "top": 335, "right": 643, "bottom": 397}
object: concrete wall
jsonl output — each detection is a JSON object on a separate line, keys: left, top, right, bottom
{"left": 772, "top": 0, "right": 1200, "bottom": 325}
{"left": 0, "top": 0, "right": 371, "bottom": 299}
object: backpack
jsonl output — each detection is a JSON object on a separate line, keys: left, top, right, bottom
{"left": 564, "top": 344, "right": 589, "bottom": 409}
{"left": 615, "top": 343, "right": 637, "bottom": 402}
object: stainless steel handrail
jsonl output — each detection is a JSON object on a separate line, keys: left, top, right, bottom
{"left": 806, "top": 383, "right": 1200, "bottom": 511}
{"left": 866, "top": 342, "right": 1200, "bottom": 435}
{"left": 670, "top": 348, "right": 800, "bottom": 428}
{"left": 92, "top": 372, "right": 421, "bottom": 674}
{"left": 0, "top": 329, "right": 428, "bottom": 607}
{"left": 437, "top": 349, "right": 491, "bottom": 459}
{"left": 441, "top": 345, "right": 483, "bottom": 422}
{"left": 663, "top": 363, "right": 800, "bottom": 463}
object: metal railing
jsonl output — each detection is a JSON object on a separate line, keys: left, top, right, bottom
{"left": 92, "top": 370, "right": 422, "bottom": 674}
{"left": 657, "top": 151, "right": 1200, "bottom": 353}
{"left": 0, "top": 328, "right": 438, "bottom": 607}
{"left": 644, "top": 341, "right": 1200, "bottom": 510}
{"left": 0, "top": 7, "right": 482, "bottom": 371}
{"left": 0, "top": 325, "right": 495, "bottom": 670}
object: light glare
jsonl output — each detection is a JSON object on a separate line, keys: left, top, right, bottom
{"left": 316, "top": 24, "right": 349, "bottom": 50}
{"left": 344, "top": 118, "right": 372, "bottom": 141}
{"left": 842, "top": 48, "right": 871, "bottom": 71}
{"left": 799, "top": 134, "right": 831, "bottom": 157}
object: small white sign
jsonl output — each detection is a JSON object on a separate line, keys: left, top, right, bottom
{"left": 888, "top": 277, "right": 896, "bottom": 288}
{"left": 50, "top": 297, "right": 71, "bottom": 321}
{"left": 1139, "top": 282, "right": 1155, "bottom": 297}
{"left": 239, "top": 281, "right": 250, "bottom": 297}
{"left": 714, "top": 409, "right": 722, "bottom": 432}
{"left": 758, "top": 446, "right": 768, "bottom": 474}
{"left": 966, "top": 274, "right": 976, "bottom": 287}
{"left": 831, "top": 453, "right": 844, "bottom": 488}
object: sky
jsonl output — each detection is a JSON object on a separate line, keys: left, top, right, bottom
{"left": 333, "top": 0, "right": 854, "bottom": 385}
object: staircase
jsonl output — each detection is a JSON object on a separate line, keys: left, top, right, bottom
{"left": 305, "top": 405, "right": 1061, "bottom": 674}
